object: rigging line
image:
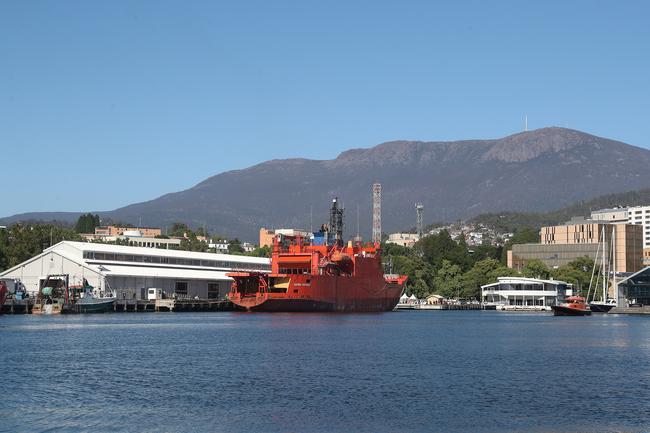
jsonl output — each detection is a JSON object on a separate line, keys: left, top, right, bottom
{"left": 586, "top": 238, "right": 600, "bottom": 303}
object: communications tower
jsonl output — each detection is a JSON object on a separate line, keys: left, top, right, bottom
{"left": 372, "top": 183, "right": 382, "bottom": 243}
{"left": 416, "top": 203, "right": 424, "bottom": 238}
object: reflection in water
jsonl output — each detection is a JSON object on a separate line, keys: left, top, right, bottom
{"left": 1, "top": 312, "right": 650, "bottom": 433}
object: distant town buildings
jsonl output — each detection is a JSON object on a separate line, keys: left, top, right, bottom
{"left": 208, "top": 240, "right": 230, "bottom": 254}
{"left": 259, "top": 228, "right": 311, "bottom": 248}
{"left": 95, "top": 226, "right": 162, "bottom": 237}
{"left": 241, "top": 242, "right": 256, "bottom": 253}
{"left": 386, "top": 233, "right": 420, "bottom": 248}
{"left": 81, "top": 226, "right": 181, "bottom": 249}
{"left": 383, "top": 221, "right": 511, "bottom": 250}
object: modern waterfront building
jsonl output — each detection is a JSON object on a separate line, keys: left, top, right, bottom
{"left": 0, "top": 241, "right": 270, "bottom": 300}
{"left": 508, "top": 219, "right": 643, "bottom": 272}
{"left": 481, "top": 277, "right": 572, "bottom": 310}
{"left": 616, "top": 267, "right": 650, "bottom": 306}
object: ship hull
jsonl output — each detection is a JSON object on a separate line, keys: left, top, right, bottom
{"left": 551, "top": 305, "right": 591, "bottom": 316}
{"left": 62, "top": 298, "right": 116, "bottom": 314}
{"left": 240, "top": 295, "right": 401, "bottom": 313}
{"left": 230, "top": 273, "right": 404, "bottom": 313}
{"left": 588, "top": 302, "right": 615, "bottom": 313}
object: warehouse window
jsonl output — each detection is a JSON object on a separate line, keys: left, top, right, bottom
{"left": 175, "top": 281, "right": 188, "bottom": 296}
{"left": 208, "top": 283, "right": 220, "bottom": 299}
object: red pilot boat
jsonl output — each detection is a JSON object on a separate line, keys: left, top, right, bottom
{"left": 0, "top": 281, "right": 7, "bottom": 313}
{"left": 227, "top": 198, "right": 408, "bottom": 312}
{"left": 551, "top": 296, "right": 592, "bottom": 316}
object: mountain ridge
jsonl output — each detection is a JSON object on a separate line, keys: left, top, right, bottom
{"left": 3, "top": 127, "right": 650, "bottom": 241}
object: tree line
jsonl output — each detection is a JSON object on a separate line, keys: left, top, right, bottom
{"left": 0, "top": 223, "right": 82, "bottom": 271}
{"left": 386, "top": 229, "right": 597, "bottom": 300}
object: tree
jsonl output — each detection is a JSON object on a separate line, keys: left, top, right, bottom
{"left": 0, "top": 223, "right": 82, "bottom": 271}
{"left": 246, "top": 245, "right": 271, "bottom": 257}
{"left": 433, "top": 259, "right": 464, "bottom": 299}
{"left": 552, "top": 257, "right": 597, "bottom": 298}
{"left": 228, "top": 239, "right": 245, "bottom": 254}
{"left": 501, "top": 227, "right": 540, "bottom": 263}
{"left": 74, "top": 213, "right": 100, "bottom": 233}
{"left": 461, "top": 258, "right": 517, "bottom": 299}
{"left": 522, "top": 259, "right": 551, "bottom": 279}
{"left": 168, "top": 222, "right": 190, "bottom": 237}
{"left": 420, "top": 230, "right": 471, "bottom": 270}
{"left": 391, "top": 254, "right": 435, "bottom": 298}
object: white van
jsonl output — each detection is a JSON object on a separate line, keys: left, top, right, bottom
{"left": 147, "top": 288, "right": 163, "bottom": 300}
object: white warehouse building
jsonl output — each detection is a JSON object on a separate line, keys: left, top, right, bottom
{"left": 0, "top": 241, "right": 270, "bottom": 300}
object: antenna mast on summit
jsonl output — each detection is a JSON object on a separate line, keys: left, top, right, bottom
{"left": 525, "top": 115, "right": 528, "bottom": 132}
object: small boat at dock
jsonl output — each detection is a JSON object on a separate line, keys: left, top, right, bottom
{"left": 588, "top": 299, "right": 616, "bottom": 313}
{"left": 62, "top": 279, "right": 116, "bottom": 314}
{"left": 0, "top": 281, "right": 7, "bottom": 313}
{"left": 551, "top": 296, "right": 591, "bottom": 316}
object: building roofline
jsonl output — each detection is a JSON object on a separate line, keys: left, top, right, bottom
{"left": 481, "top": 276, "right": 570, "bottom": 289}
{"left": 616, "top": 267, "right": 650, "bottom": 286}
{"left": 45, "top": 241, "right": 268, "bottom": 264}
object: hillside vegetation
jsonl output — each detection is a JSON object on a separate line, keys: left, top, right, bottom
{"left": 470, "top": 188, "right": 650, "bottom": 233}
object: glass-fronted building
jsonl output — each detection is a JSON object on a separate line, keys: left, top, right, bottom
{"left": 617, "top": 267, "right": 650, "bottom": 306}
{"left": 481, "top": 277, "right": 572, "bottom": 311}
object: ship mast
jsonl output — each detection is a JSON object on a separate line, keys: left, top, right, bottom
{"left": 329, "top": 198, "right": 344, "bottom": 247}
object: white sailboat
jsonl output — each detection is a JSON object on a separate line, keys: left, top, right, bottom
{"left": 589, "top": 225, "right": 616, "bottom": 313}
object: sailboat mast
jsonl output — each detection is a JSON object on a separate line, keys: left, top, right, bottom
{"left": 602, "top": 225, "right": 607, "bottom": 302}
{"left": 611, "top": 225, "right": 616, "bottom": 303}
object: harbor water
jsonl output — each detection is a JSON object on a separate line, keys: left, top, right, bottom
{"left": 1, "top": 311, "right": 650, "bottom": 433}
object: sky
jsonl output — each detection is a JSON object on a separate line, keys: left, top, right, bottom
{"left": 1, "top": 0, "right": 649, "bottom": 216}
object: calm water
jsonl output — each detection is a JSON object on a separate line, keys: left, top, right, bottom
{"left": 1, "top": 311, "right": 650, "bottom": 433}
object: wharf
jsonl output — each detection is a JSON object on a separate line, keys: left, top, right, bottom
{"left": 0, "top": 299, "right": 33, "bottom": 314}
{"left": 1, "top": 298, "right": 234, "bottom": 314}
{"left": 609, "top": 306, "right": 650, "bottom": 315}
{"left": 113, "top": 298, "right": 234, "bottom": 313}
{"left": 395, "top": 303, "right": 481, "bottom": 311}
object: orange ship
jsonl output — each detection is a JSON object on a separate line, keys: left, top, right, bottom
{"left": 227, "top": 199, "right": 407, "bottom": 312}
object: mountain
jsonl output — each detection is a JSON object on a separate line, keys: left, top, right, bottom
{"left": 3, "top": 127, "right": 650, "bottom": 241}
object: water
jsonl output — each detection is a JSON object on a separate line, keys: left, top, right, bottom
{"left": 1, "top": 311, "right": 650, "bottom": 433}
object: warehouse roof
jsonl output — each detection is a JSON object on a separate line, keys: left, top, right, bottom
{"left": 47, "top": 241, "right": 268, "bottom": 265}
{"left": 97, "top": 264, "right": 232, "bottom": 280}
{"left": 1, "top": 241, "right": 269, "bottom": 280}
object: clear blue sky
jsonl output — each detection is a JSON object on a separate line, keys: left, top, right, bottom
{"left": 1, "top": 0, "right": 649, "bottom": 217}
